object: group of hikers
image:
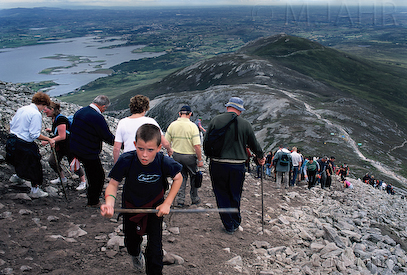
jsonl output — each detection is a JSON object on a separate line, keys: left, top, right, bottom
{"left": 362, "top": 173, "right": 395, "bottom": 195}
{"left": 250, "top": 147, "right": 351, "bottom": 190}
{"left": 6, "top": 93, "right": 266, "bottom": 274}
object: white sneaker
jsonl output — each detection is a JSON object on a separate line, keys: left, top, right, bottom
{"left": 76, "top": 181, "right": 87, "bottom": 191}
{"left": 50, "top": 177, "right": 68, "bottom": 184}
{"left": 132, "top": 252, "right": 145, "bottom": 272}
{"left": 9, "top": 174, "right": 24, "bottom": 184}
{"left": 29, "top": 188, "right": 49, "bottom": 198}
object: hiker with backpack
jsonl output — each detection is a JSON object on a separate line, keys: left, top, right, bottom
{"left": 43, "top": 101, "right": 87, "bottom": 191}
{"left": 272, "top": 145, "right": 292, "bottom": 189}
{"left": 203, "top": 97, "right": 265, "bottom": 234}
{"left": 304, "top": 157, "right": 319, "bottom": 189}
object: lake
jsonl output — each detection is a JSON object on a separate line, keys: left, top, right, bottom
{"left": 0, "top": 36, "right": 165, "bottom": 96}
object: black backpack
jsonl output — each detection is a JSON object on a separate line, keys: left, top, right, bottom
{"left": 203, "top": 114, "right": 237, "bottom": 158}
{"left": 279, "top": 152, "right": 291, "bottom": 166}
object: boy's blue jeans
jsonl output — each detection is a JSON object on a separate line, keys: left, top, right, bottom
{"left": 266, "top": 166, "right": 272, "bottom": 176}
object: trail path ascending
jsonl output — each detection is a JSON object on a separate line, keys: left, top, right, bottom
{"left": 278, "top": 87, "right": 407, "bottom": 187}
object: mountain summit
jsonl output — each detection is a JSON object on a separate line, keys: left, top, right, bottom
{"left": 133, "top": 34, "right": 407, "bottom": 186}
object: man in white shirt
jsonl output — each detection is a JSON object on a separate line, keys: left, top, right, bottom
{"left": 290, "top": 147, "right": 302, "bottom": 186}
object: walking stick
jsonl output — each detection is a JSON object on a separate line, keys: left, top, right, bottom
{"left": 51, "top": 146, "right": 68, "bottom": 201}
{"left": 114, "top": 208, "right": 239, "bottom": 214}
{"left": 61, "top": 161, "right": 74, "bottom": 179}
{"left": 261, "top": 164, "right": 264, "bottom": 234}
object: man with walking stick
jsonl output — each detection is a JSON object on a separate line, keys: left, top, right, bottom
{"left": 203, "top": 97, "right": 265, "bottom": 235}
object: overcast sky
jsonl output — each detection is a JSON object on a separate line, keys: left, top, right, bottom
{"left": 1, "top": 0, "right": 406, "bottom": 9}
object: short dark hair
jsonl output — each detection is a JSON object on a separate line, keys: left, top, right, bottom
{"left": 129, "top": 95, "right": 150, "bottom": 114}
{"left": 32, "top": 92, "right": 51, "bottom": 106}
{"left": 135, "top": 124, "right": 161, "bottom": 146}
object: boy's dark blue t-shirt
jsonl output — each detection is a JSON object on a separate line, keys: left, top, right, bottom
{"left": 108, "top": 151, "right": 182, "bottom": 207}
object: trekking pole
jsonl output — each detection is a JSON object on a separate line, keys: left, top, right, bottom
{"left": 261, "top": 164, "right": 264, "bottom": 234}
{"left": 51, "top": 146, "right": 68, "bottom": 201}
{"left": 61, "top": 161, "right": 74, "bottom": 179}
{"left": 114, "top": 208, "right": 239, "bottom": 214}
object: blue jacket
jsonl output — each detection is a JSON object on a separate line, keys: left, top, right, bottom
{"left": 70, "top": 106, "right": 114, "bottom": 160}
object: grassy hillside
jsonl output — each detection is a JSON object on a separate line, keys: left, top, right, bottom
{"left": 241, "top": 35, "right": 407, "bottom": 127}
{"left": 59, "top": 52, "right": 205, "bottom": 108}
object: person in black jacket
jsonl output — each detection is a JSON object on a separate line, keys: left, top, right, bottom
{"left": 70, "top": 95, "right": 115, "bottom": 207}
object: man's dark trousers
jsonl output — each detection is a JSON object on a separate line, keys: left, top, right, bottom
{"left": 209, "top": 161, "right": 245, "bottom": 232}
{"left": 79, "top": 157, "right": 104, "bottom": 205}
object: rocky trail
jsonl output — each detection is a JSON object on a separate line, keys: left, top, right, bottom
{"left": 1, "top": 81, "right": 407, "bottom": 274}
{"left": 1, "top": 152, "right": 407, "bottom": 275}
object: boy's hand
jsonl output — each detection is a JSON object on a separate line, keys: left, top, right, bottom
{"left": 156, "top": 203, "right": 171, "bottom": 217}
{"left": 100, "top": 204, "right": 114, "bottom": 218}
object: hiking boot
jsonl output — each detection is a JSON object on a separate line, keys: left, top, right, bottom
{"left": 76, "top": 181, "right": 87, "bottom": 191}
{"left": 9, "top": 174, "right": 24, "bottom": 184}
{"left": 132, "top": 252, "right": 145, "bottom": 272}
{"left": 191, "top": 198, "right": 201, "bottom": 205}
{"left": 175, "top": 202, "right": 185, "bottom": 208}
{"left": 29, "top": 188, "right": 49, "bottom": 198}
{"left": 50, "top": 177, "right": 67, "bottom": 184}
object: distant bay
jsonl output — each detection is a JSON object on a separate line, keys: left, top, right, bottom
{"left": 0, "top": 36, "right": 165, "bottom": 96}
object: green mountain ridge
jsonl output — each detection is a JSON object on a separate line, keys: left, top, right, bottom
{"left": 240, "top": 35, "right": 407, "bottom": 127}
{"left": 109, "top": 34, "right": 407, "bottom": 130}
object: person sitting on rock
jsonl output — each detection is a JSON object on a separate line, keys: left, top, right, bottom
{"left": 386, "top": 183, "right": 395, "bottom": 195}
{"left": 344, "top": 180, "right": 353, "bottom": 189}
{"left": 101, "top": 124, "right": 182, "bottom": 274}
{"left": 43, "top": 101, "right": 87, "bottom": 191}
{"left": 362, "top": 173, "right": 370, "bottom": 183}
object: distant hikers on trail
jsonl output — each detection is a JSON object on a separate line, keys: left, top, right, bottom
{"left": 113, "top": 95, "right": 172, "bottom": 164}
{"left": 69, "top": 95, "right": 115, "bottom": 207}
{"left": 194, "top": 116, "right": 206, "bottom": 142}
{"left": 6, "top": 92, "right": 54, "bottom": 198}
{"left": 43, "top": 101, "right": 87, "bottom": 191}
{"left": 165, "top": 105, "right": 203, "bottom": 207}
{"left": 361, "top": 173, "right": 395, "bottom": 195}
{"left": 101, "top": 124, "right": 182, "bottom": 274}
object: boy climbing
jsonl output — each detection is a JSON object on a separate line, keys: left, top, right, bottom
{"left": 101, "top": 124, "right": 182, "bottom": 274}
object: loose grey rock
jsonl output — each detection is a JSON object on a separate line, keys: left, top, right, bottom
{"left": 106, "top": 235, "right": 124, "bottom": 248}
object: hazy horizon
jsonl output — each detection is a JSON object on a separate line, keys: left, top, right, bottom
{"left": 1, "top": 0, "right": 406, "bottom": 9}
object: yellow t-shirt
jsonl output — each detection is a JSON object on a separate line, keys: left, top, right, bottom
{"left": 165, "top": 117, "right": 200, "bottom": 155}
